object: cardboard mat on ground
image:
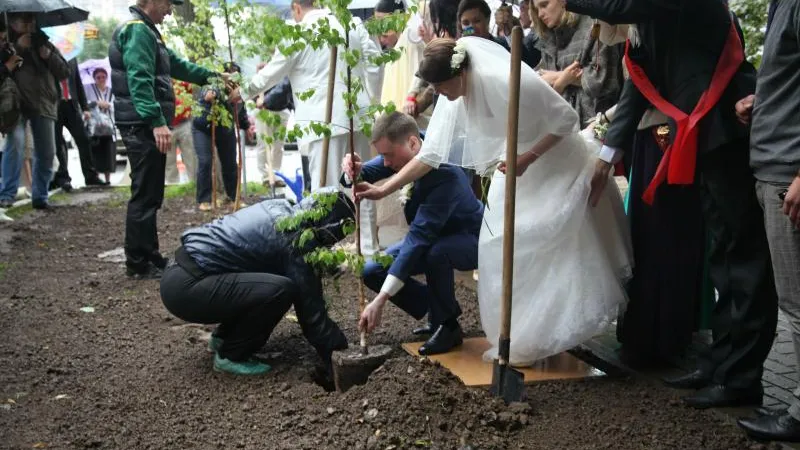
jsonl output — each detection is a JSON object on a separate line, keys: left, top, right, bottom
{"left": 402, "top": 337, "right": 605, "bottom": 387}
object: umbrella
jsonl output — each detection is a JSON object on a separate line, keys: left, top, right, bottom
{"left": 42, "top": 21, "right": 85, "bottom": 60}
{"left": 1, "top": 0, "right": 89, "bottom": 28}
{"left": 78, "top": 57, "right": 111, "bottom": 87}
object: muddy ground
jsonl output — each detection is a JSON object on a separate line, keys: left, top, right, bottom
{"left": 0, "top": 191, "right": 777, "bottom": 449}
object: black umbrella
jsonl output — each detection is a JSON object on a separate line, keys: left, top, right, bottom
{"left": 1, "top": 0, "right": 89, "bottom": 28}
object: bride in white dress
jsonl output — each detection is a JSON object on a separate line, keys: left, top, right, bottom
{"left": 356, "top": 36, "right": 632, "bottom": 366}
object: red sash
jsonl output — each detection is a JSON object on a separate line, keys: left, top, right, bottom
{"left": 625, "top": 17, "right": 744, "bottom": 204}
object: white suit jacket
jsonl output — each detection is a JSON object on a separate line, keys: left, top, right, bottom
{"left": 247, "top": 9, "right": 383, "bottom": 144}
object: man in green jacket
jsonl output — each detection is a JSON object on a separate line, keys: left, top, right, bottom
{"left": 110, "top": 0, "right": 239, "bottom": 279}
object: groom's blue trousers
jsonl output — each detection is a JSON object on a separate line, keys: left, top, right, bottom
{"left": 362, "top": 233, "right": 479, "bottom": 326}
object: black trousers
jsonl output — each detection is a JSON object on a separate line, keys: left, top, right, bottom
{"left": 53, "top": 101, "right": 98, "bottom": 185}
{"left": 160, "top": 263, "right": 296, "bottom": 361}
{"left": 695, "top": 138, "right": 778, "bottom": 388}
{"left": 119, "top": 125, "right": 168, "bottom": 272}
{"left": 192, "top": 126, "right": 238, "bottom": 204}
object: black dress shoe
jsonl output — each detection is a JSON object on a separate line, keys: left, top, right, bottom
{"left": 412, "top": 322, "right": 435, "bottom": 336}
{"left": 85, "top": 178, "right": 110, "bottom": 186}
{"left": 126, "top": 264, "right": 164, "bottom": 280}
{"left": 662, "top": 369, "right": 711, "bottom": 389}
{"left": 418, "top": 324, "right": 463, "bottom": 356}
{"left": 60, "top": 182, "right": 73, "bottom": 193}
{"left": 738, "top": 413, "right": 800, "bottom": 442}
{"left": 755, "top": 406, "right": 789, "bottom": 417}
{"left": 31, "top": 201, "right": 55, "bottom": 211}
{"left": 683, "top": 384, "right": 763, "bottom": 409}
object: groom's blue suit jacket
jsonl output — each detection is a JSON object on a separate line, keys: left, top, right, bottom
{"left": 346, "top": 156, "right": 484, "bottom": 281}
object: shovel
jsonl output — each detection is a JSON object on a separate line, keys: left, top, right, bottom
{"left": 490, "top": 26, "right": 526, "bottom": 404}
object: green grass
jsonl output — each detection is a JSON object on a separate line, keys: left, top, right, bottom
{"left": 5, "top": 192, "right": 69, "bottom": 219}
{"left": 164, "top": 181, "right": 197, "bottom": 200}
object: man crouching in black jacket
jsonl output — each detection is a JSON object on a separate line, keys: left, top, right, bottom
{"left": 160, "top": 187, "right": 353, "bottom": 376}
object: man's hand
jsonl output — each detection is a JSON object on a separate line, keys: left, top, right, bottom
{"left": 735, "top": 94, "right": 755, "bottom": 126}
{"left": 228, "top": 87, "right": 242, "bottom": 104}
{"left": 359, "top": 293, "right": 389, "bottom": 333}
{"left": 403, "top": 99, "right": 417, "bottom": 116}
{"left": 98, "top": 100, "right": 111, "bottom": 111}
{"left": 255, "top": 95, "right": 264, "bottom": 109}
{"left": 82, "top": 111, "right": 91, "bottom": 122}
{"left": 783, "top": 176, "right": 800, "bottom": 228}
{"left": 588, "top": 159, "right": 612, "bottom": 207}
{"left": 256, "top": 61, "right": 267, "bottom": 71}
{"left": 153, "top": 125, "right": 173, "bottom": 154}
{"left": 38, "top": 44, "right": 52, "bottom": 60}
{"left": 342, "top": 153, "right": 363, "bottom": 181}
{"left": 354, "top": 181, "right": 386, "bottom": 201}
{"left": 4, "top": 54, "right": 22, "bottom": 72}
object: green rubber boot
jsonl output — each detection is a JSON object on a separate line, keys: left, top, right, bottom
{"left": 207, "top": 336, "right": 223, "bottom": 354}
{"left": 213, "top": 353, "right": 272, "bottom": 376}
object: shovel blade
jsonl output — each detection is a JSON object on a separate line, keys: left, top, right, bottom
{"left": 490, "top": 362, "right": 526, "bottom": 403}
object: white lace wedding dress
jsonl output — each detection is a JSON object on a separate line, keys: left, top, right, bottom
{"left": 417, "top": 37, "right": 633, "bottom": 366}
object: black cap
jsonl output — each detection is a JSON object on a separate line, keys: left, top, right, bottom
{"left": 374, "top": 0, "right": 405, "bottom": 14}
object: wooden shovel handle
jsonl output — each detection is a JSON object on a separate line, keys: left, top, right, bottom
{"left": 499, "top": 26, "right": 523, "bottom": 365}
{"left": 319, "top": 46, "right": 338, "bottom": 187}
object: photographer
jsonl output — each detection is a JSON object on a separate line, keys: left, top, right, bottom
{"left": 0, "top": 22, "right": 23, "bottom": 85}
{"left": 0, "top": 13, "right": 69, "bottom": 210}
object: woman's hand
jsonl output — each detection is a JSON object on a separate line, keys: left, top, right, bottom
{"left": 98, "top": 100, "right": 111, "bottom": 111}
{"left": 498, "top": 153, "right": 536, "bottom": 177}
{"left": 539, "top": 70, "right": 560, "bottom": 86}
{"left": 553, "top": 62, "right": 582, "bottom": 93}
{"left": 4, "top": 54, "right": 22, "bottom": 72}
{"left": 354, "top": 181, "right": 387, "bottom": 201}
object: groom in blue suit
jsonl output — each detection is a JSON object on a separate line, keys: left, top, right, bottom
{"left": 342, "top": 112, "right": 484, "bottom": 355}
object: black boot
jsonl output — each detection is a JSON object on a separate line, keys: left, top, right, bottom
{"left": 412, "top": 322, "right": 435, "bottom": 336}
{"left": 418, "top": 324, "right": 463, "bottom": 355}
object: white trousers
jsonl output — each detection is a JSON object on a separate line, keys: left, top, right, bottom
{"left": 255, "top": 110, "right": 290, "bottom": 182}
{"left": 308, "top": 133, "right": 379, "bottom": 255}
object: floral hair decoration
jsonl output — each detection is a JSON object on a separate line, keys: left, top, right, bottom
{"left": 451, "top": 40, "right": 467, "bottom": 73}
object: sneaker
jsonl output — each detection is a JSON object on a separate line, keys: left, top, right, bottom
{"left": 207, "top": 336, "right": 223, "bottom": 353}
{"left": 0, "top": 212, "right": 12, "bottom": 222}
{"left": 125, "top": 264, "right": 164, "bottom": 280}
{"left": 213, "top": 353, "right": 271, "bottom": 376}
{"left": 198, "top": 202, "right": 212, "bottom": 212}
{"left": 472, "top": 270, "right": 479, "bottom": 281}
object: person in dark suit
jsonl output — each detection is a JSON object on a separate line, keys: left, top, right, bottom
{"left": 345, "top": 112, "right": 484, "bottom": 355}
{"left": 53, "top": 58, "right": 106, "bottom": 190}
{"left": 564, "top": 0, "right": 778, "bottom": 409}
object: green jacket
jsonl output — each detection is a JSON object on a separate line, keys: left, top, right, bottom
{"left": 110, "top": 6, "right": 214, "bottom": 128}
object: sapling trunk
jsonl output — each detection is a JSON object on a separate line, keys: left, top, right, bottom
{"left": 211, "top": 116, "right": 218, "bottom": 214}
{"left": 233, "top": 106, "right": 244, "bottom": 212}
{"left": 344, "top": 32, "right": 368, "bottom": 355}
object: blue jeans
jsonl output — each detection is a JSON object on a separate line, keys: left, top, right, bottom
{"left": 362, "top": 234, "right": 479, "bottom": 326}
{"left": 0, "top": 116, "right": 56, "bottom": 204}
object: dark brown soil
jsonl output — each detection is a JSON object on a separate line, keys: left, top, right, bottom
{"left": 0, "top": 193, "right": 776, "bottom": 450}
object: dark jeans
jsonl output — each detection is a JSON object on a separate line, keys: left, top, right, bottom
{"left": 54, "top": 101, "right": 98, "bottom": 185}
{"left": 160, "top": 263, "right": 296, "bottom": 361}
{"left": 362, "top": 233, "right": 478, "bottom": 327}
{"left": 694, "top": 139, "right": 778, "bottom": 389}
{"left": 119, "top": 125, "right": 168, "bottom": 273}
{"left": 193, "top": 126, "right": 238, "bottom": 204}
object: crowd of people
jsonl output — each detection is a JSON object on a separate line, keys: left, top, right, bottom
{"left": 2, "top": 0, "right": 799, "bottom": 443}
